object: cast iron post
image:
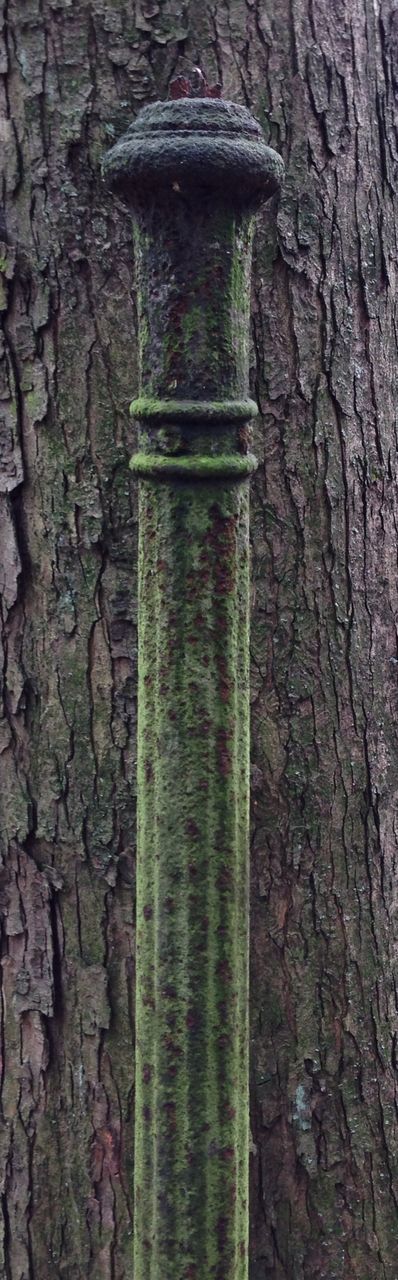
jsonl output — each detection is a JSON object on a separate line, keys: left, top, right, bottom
{"left": 104, "top": 76, "right": 283, "bottom": 1280}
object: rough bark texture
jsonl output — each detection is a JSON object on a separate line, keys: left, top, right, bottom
{"left": 1, "top": 1, "right": 398, "bottom": 1278}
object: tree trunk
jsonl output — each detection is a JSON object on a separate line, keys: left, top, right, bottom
{"left": 1, "top": 1, "right": 398, "bottom": 1277}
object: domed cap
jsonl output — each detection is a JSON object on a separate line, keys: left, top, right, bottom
{"left": 103, "top": 90, "right": 284, "bottom": 210}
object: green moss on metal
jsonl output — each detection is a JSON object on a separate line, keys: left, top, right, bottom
{"left": 135, "top": 475, "right": 250, "bottom": 1279}
{"left": 130, "top": 452, "right": 257, "bottom": 478}
{"left": 132, "top": 194, "right": 257, "bottom": 1280}
{"left": 130, "top": 397, "right": 259, "bottom": 422}
{"left": 104, "top": 93, "right": 283, "bottom": 1280}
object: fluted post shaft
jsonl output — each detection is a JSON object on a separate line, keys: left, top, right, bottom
{"left": 104, "top": 94, "right": 283, "bottom": 1280}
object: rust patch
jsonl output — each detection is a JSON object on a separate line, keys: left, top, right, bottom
{"left": 217, "top": 727, "right": 232, "bottom": 777}
{"left": 164, "top": 1036, "right": 183, "bottom": 1059}
{"left": 217, "top": 1216, "right": 228, "bottom": 1253}
{"left": 186, "top": 1008, "right": 200, "bottom": 1031}
{"left": 217, "top": 654, "right": 233, "bottom": 703}
{"left": 145, "top": 758, "right": 154, "bottom": 783}
{"left": 162, "top": 983, "right": 177, "bottom": 1000}
{"left": 185, "top": 819, "right": 200, "bottom": 839}
{"left": 207, "top": 504, "right": 237, "bottom": 597}
{"left": 216, "top": 865, "right": 233, "bottom": 892}
{"left": 142, "top": 994, "right": 155, "bottom": 1010}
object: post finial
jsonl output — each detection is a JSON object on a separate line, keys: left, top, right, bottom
{"left": 103, "top": 95, "right": 284, "bottom": 208}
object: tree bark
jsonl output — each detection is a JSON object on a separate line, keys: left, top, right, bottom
{"left": 1, "top": 1, "right": 398, "bottom": 1277}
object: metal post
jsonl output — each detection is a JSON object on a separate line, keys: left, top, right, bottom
{"left": 104, "top": 75, "right": 283, "bottom": 1280}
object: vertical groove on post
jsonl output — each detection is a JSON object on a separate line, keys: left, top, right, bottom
{"left": 104, "top": 89, "right": 283, "bottom": 1280}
